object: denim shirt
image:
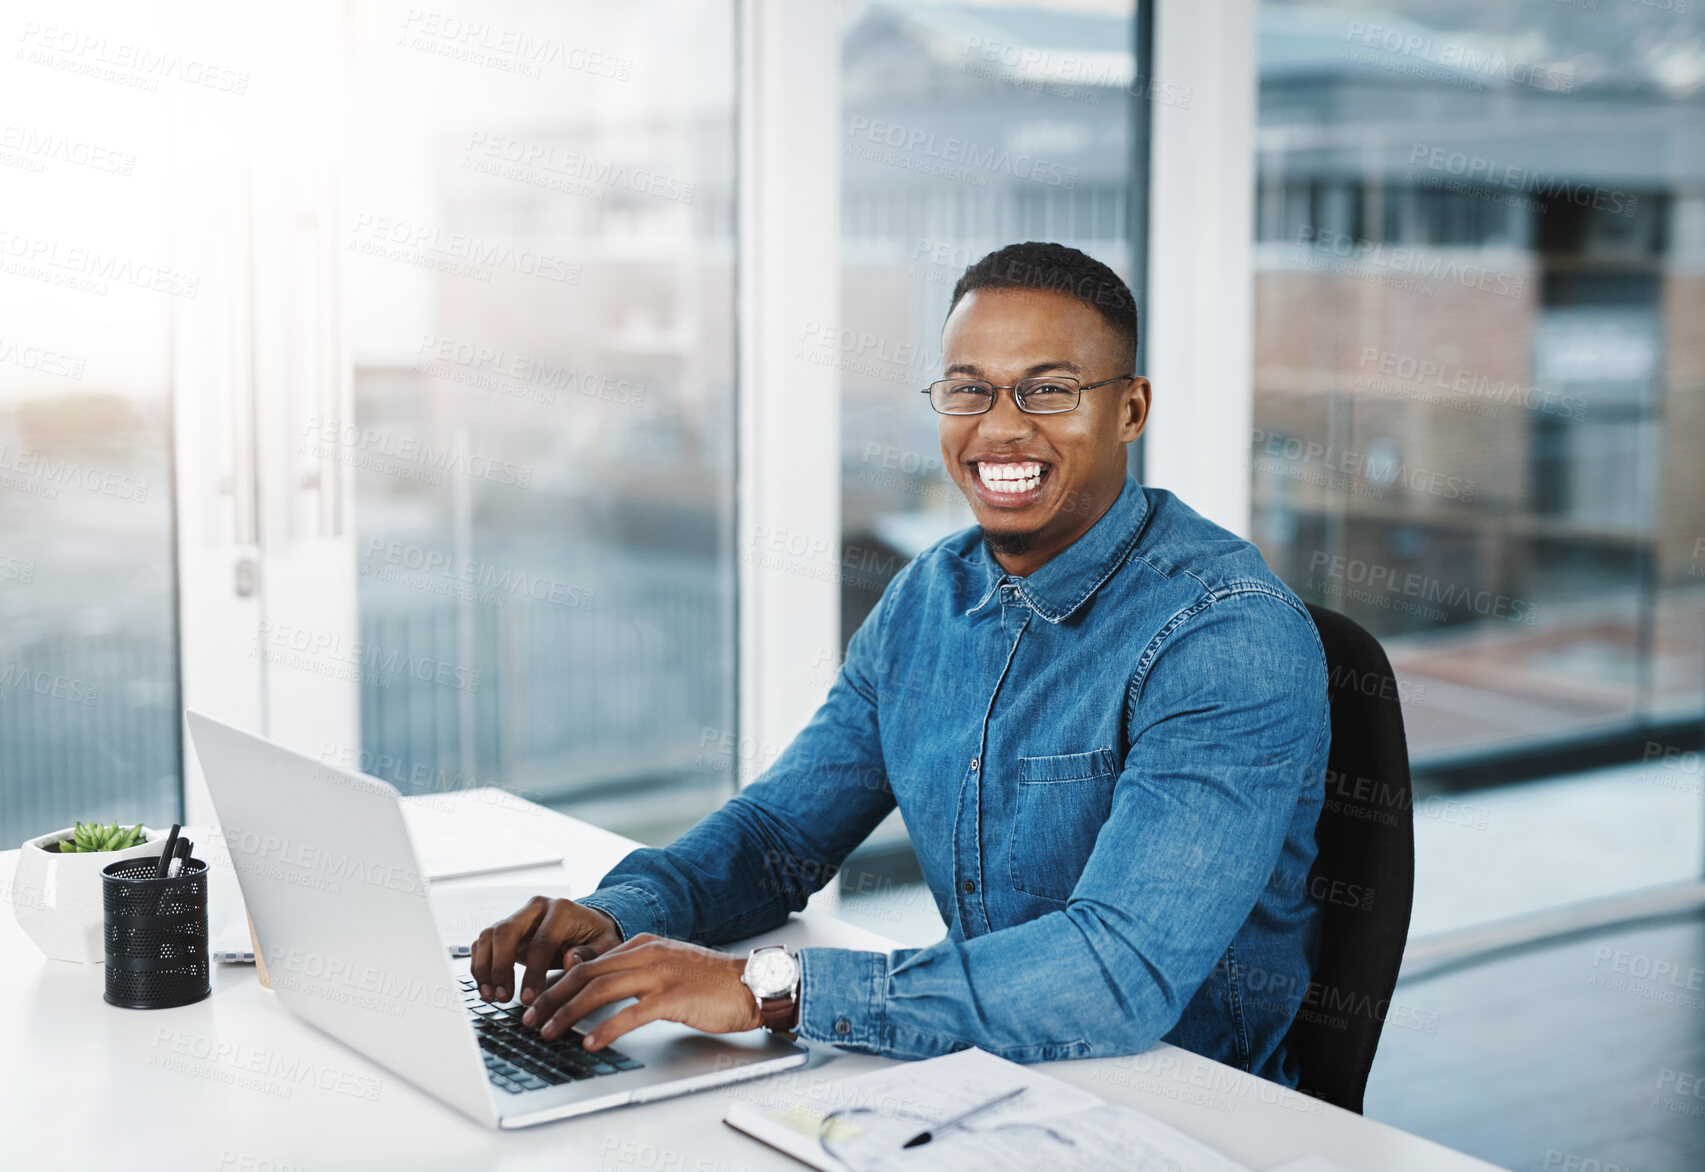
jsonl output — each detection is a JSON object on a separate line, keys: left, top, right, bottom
{"left": 581, "top": 477, "right": 1329, "bottom": 1085}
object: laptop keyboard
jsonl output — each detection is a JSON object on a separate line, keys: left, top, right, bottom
{"left": 459, "top": 977, "right": 644, "bottom": 1094}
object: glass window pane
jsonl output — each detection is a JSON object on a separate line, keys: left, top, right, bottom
{"left": 834, "top": 0, "right": 1146, "bottom": 931}
{"left": 0, "top": 3, "right": 181, "bottom": 843}
{"left": 1251, "top": 1, "right": 1705, "bottom": 929}
{"left": 839, "top": 0, "right": 1146, "bottom": 636}
{"left": 341, "top": 1, "right": 736, "bottom": 844}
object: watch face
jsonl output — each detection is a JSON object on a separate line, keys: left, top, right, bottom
{"left": 744, "top": 949, "right": 799, "bottom": 998}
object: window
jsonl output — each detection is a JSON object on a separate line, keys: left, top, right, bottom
{"left": 837, "top": 0, "right": 1148, "bottom": 636}
{"left": 1251, "top": 1, "right": 1705, "bottom": 928}
{"left": 0, "top": 5, "right": 182, "bottom": 842}
{"left": 341, "top": 0, "right": 738, "bottom": 844}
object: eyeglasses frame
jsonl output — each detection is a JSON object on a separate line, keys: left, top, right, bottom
{"left": 921, "top": 373, "right": 1138, "bottom": 415}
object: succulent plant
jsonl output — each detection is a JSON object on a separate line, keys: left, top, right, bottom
{"left": 56, "top": 820, "right": 147, "bottom": 853}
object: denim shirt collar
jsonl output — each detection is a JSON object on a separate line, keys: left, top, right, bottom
{"left": 966, "top": 475, "right": 1150, "bottom": 624}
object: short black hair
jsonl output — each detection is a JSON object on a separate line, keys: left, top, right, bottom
{"left": 948, "top": 242, "right": 1137, "bottom": 364}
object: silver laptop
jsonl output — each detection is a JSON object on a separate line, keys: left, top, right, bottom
{"left": 186, "top": 710, "right": 808, "bottom": 1129}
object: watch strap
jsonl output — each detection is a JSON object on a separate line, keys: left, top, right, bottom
{"left": 757, "top": 991, "right": 797, "bottom": 1034}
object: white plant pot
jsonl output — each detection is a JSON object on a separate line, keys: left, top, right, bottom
{"left": 12, "top": 827, "right": 166, "bottom": 963}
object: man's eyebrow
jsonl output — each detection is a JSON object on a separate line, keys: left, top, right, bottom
{"left": 941, "top": 360, "right": 1083, "bottom": 378}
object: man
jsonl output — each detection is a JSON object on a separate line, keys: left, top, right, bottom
{"left": 472, "top": 241, "right": 1329, "bottom": 1086}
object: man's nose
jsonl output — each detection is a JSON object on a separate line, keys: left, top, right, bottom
{"left": 978, "top": 388, "right": 1035, "bottom": 442}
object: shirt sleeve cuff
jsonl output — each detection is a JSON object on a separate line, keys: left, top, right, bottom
{"left": 796, "top": 947, "right": 887, "bottom": 1051}
{"left": 577, "top": 884, "right": 669, "bottom": 942}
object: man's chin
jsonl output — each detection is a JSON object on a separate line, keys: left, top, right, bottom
{"left": 981, "top": 524, "right": 1041, "bottom": 556}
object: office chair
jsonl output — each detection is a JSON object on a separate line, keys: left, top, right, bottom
{"left": 1284, "top": 604, "right": 1416, "bottom": 1114}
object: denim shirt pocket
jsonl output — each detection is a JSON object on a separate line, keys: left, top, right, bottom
{"left": 1009, "top": 749, "right": 1118, "bottom": 903}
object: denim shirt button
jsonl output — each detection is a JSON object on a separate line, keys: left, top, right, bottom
{"left": 970, "top": 757, "right": 980, "bottom": 770}
{"left": 962, "top": 879, "right": 976, "bottom": 894}
{"left": 834, "top": 1018, "right": 852, "bottom": 1036}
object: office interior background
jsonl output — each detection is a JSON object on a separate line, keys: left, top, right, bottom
{"left": 1, "top": 0, "right": 1701, "bottom": 1168}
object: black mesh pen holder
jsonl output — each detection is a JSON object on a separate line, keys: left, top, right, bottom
{"left": 101, "top": 856, "right": 211, "bottom": 1009}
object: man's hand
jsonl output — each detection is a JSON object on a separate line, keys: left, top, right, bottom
{"left": 470, "top": 896, "right": 624, "bottom": 1005}
{"left": 520, "top": 934, "right": 761, "bottom": 1051}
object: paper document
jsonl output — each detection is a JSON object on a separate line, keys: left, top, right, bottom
{"left": 724, "top": 1048, "right": 1252, "bottom": 1172}
{"left": 399, "top": 801, "right": 564, "bottom": 879}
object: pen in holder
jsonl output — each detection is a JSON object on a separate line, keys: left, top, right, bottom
{"left": 101, "top": 855, "right": 211, "bottom": 1009}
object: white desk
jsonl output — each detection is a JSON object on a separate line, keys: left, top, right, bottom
{"left": 2, "top": 789, "right": 1502, "bottom": 1172}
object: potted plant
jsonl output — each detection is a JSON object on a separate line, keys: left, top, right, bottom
{"left": 13, "top": 820, "right": 166, "bottom": 963}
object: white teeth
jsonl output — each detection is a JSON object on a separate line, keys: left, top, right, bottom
{"left": 977, "top": 462, "right": 1045, "bottom": 494}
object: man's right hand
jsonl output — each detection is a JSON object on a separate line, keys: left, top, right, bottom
{"left": 470, "top": 896, "right": 624, "bottom": 1005}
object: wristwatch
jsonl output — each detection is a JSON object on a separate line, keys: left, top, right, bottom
{"left": 740, "top": 945, "right": 801, "bottom": 1034}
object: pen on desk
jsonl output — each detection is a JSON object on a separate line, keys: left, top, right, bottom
{"left": 155, "top": 824, "right": 181, "bottom": 877}
{"left": 151, "top": 836, "right": 192, "bottom": 917}
{"left": 900, "top": 1086, "right": 1027, "bottom": 1149}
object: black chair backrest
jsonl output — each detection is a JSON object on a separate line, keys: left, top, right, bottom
{"left": 1286, "top": 604, "right": 1416, "bottom": 1113}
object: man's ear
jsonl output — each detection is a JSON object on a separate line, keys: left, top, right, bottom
{"left": 1121, "top": 377, "right": 1151, "bottom": 443}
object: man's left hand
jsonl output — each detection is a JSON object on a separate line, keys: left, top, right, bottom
{"left": 519, "top": 934, "right": 761, "bottom": 1050}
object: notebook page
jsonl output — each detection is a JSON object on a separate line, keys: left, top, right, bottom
{"left": 724, "top": 1049, "right": 1252, "bottom": 1172}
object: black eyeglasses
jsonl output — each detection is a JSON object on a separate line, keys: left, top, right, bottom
{"left": 922, "top": 374, "right": 1135, "bottom": 415}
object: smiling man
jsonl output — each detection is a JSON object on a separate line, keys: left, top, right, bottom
{"left": 472, "top": 241, "right": 1330, "bottom": 1086}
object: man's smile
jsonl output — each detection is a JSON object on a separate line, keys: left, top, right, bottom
{"left": 969, "top": 458, "right": 1053, "bottom": 508}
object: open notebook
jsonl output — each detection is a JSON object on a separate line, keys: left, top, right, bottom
{"left": 724, "top": 1048, "right": 1252, "bottom": 1172}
